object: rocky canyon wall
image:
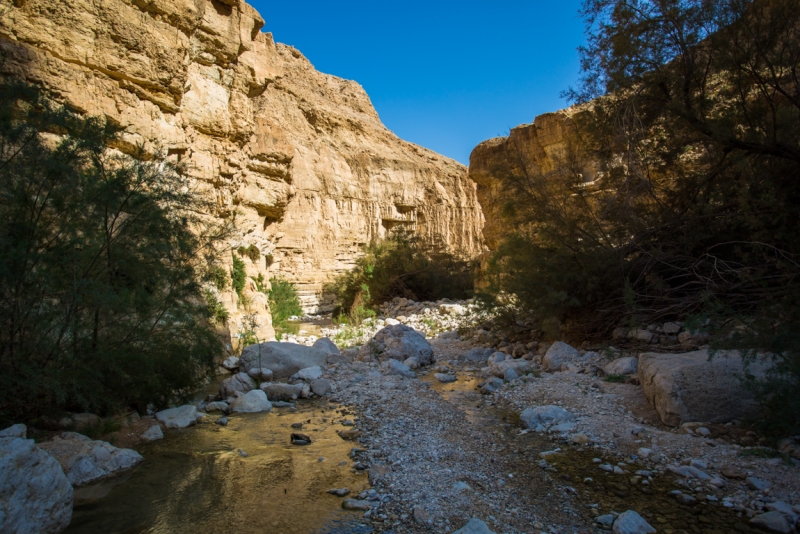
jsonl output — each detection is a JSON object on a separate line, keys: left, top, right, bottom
{"left": 468, "top": 109, "right": 596, "bottom": 251}
{"left": 0, "top": 0, "right": 485, "bottom": 341}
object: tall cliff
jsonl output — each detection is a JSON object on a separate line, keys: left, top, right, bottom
{"left": 468, "top": 110, "right": 596, "bottom": 251}
{"left": 0, "top": 0, "right": 485, "bottom": 341}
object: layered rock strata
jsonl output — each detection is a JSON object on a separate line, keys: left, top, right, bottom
{"left": 0, "top": 0, "right": 484, "bottom": 341}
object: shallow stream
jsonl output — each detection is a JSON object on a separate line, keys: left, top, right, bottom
{"left": 66, "top": 386, "right": 370, "bottom": 533}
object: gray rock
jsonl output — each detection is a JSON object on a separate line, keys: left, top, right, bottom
{"left": 298, "top": 366, "right": 323, "bottom": 380}
{"left": 229, "top": 390, "right": 272, "bottom": 413}
{"left": 519, "top": 405, "right": 576, "bottom": 429}
{"left": 605, "top": 356, "right": 639, "bottom": 375}
{"left": 219, "top": 372, "right": 257, "bottom": 399}
{"left": 156, "top": 405, "right": 201, "bottom": 429}
{"left": 480, "top": 377, "right": 505, "bottom": 394}
{"left": 310, "top": 378, "right": 333, "bottom": 396}
{"left": 221, "top": 356, "right": 239, "bottom": 370}
{"left": 38, "top": 432, "right": 142, "bottom": 487}
{"left": 313, "top": 337, "right": 341, "bottom": 357}
{"left": 668, "top": 465, "right": 711, "bottom": 480}
{"left": 404, "top": 356, "right": 421, "bottom": 369}
{"left": 141, "top": 425, "right": 163, "bottom": 441}
{"left": 246, "top": 367, "right": 273, "bottom": 381}
{"left": 342, "top": 498, "right": 373, "bottom": 511}
{"left": 0, "top": 423, "right": 26, "bottom": 438}
{"left": 239, "top": 342, "right": 328, "bottom": 379}
{"left": 490, "top": 358, "right": 532, "bottom": 378}
{"left": 358, "top": 324, "right": 433, "bottom": 366}
{"left": 765, "top": 502, "right": 797, "bottom": 526}
{"left": 663, "top": 322, "right": 682, "bottom": 334}
{"left": 260, "top": 382, "right": 305, "bottom": 402}
{"left": 596, "top": 514, "right": 615, "bottom": 528}
{"left": 543, "top": 342, "right": 580, "bottom": 372}
{"left": 747, "top": 476, "right": 770, "bottom": 491}
{"left": 0, "top": 426, "right": 73, "bottom": 533}
{"left": 70, "top": 413, "right": 101, "bottom": 431}
{"left": 327, "top": 488, "right": 350, "bottom": 496}
{"left": 464, "top": 347, "right": 493, "bottom": 362}
{"left": 639, "top": 349, "right": 769, "bottom": 426}
{"left": 453, "top": 518, "right": 495, "bottom": 534}
{"left": 504, "top": 367, "right": 519, "bottom": 381}
{"left": 612, "top": 510, "right": 656, "bottom": 534}
{"left": 487, "top": 352, "right": 506, "bottom": 365}
{"left": 204, "top": 401, "right": 229, "bottom": 413}
{"left": 434, "top": 373, "right": 457, "bottom": 383}
{"left": 628, "top": 329, "right": 654, "bottom": 343}
{"left": 385, "top": 358, "right": 415, "bottom": 378}
{"left": 751, "top": 511, "right": 791, "bottom": 533}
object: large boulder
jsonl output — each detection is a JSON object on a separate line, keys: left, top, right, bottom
{"left": 155, "top": 405, "right": 202, "bottom": 429}
{"left": 0, "top": 425, "right": 73, "bottom": 533}
{"left": 229, "top": 390, "right": 272, "bottom": 413}
{"left": 638, "top": 350, "right": 768, "bottom": 426}
{"left": 605, "top": 356, "right": 639, "bottom": 376}
{"left": 519, "top": 405, "right": 576, "bottom": 429}
{"left": 542, "top": 342, "right": 580, "bottom": 372}
{"left": 454, "top": 518, "right": 495, "bottom": 534}
{"left": 613, "top": 510, "right": 657, "bottom": 534}
{"left": 219, "top": 371, "right": 257, "bottom": 399}
{"left": 37, "top": 432, "right": 142, "bottom": 487}
{"left": 357, "top": 324, "right": 433, "bottom": 365}
{"left": 239, "top": 342, "right": 328, "bottom": 379}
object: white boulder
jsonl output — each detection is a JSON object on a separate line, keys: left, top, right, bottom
{"left": 37, "top": 432, "right": 142, "bottom": 487}
{"left": 229, "top": 390, "right": 272, "bottom": 413}
{"left": 0, "top": 425, "right": 73, "bottom": 533}
{"left": 519, "top": 405, "right": 576, "bottom": 429}
{"left": 239, "top": 342, "right": 328, "bottom": 379}
{"left": 155, "top": 405, "right": 202, "bottom": 429}
{"left": 605, "top": 356, "right": 639, "bottom": 375}
{"left": 542, "top": 342, "right": 580, "bottom": 372}
{"left": 358, "top": 324, "right": 433, "bottom": 366}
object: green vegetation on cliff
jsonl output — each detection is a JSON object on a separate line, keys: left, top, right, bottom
{"left": 0, "top": 83, "right": 227, "bottom": 425}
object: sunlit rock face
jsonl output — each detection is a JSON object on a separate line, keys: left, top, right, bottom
{"left": 0, "top": 0, "right": 485, "bottom": 339}
{"left": 468, "top": 110, "right": 597, "bottom": 251}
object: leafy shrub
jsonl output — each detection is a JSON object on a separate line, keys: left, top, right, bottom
{"left": 329, "top": 229, "right": 474, "bottom": 316}
{"left": 268, "top": 277, "right": 303, "bottom": 333}
{"left": 0, "top": 82, "right": 224, "bottom": 425}
{"left": 203, "top": 289, "right": 229, "bottom": 325}
{"left": 206, "top": 265, "right": 228, "bottom": 291}
{"left": 231, "top": 253, "right": 246, "bottom": 300}
{"left": 237, "top": 244, "right": 260, "bottom": 262}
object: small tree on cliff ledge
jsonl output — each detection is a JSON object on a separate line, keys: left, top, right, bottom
{"left": 0, "top": 83, "right": 226, "bottom": 425}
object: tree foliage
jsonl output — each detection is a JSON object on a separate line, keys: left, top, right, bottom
{"left": 329, "top": 229, "right": 474, "bottom": 319}
{"left": 0, "top": 83, "right": 226, "bottom": 425}
{"left": 485, "top": 0, "right": 800, "bottom": 433}
{"left": 267, "top": 277, "right": 303, "bottom": 332}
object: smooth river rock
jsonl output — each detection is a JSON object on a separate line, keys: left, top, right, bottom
{"left": 156, "top": 405, "right": 202, "bottom": 429}
{"left": 240, "top": 342, "right": 328, "bottom": 379}
{"left": 229, "top": 390, "right": 272, "bottom": 413}
{"left": 0, "top": 425, "right": 73, "bottom": 533}
{"left": 37, "top": 432, "right": 142, "bottom": 487}
{"left": 358, "top": 324, "right": 433, "bottom": 365}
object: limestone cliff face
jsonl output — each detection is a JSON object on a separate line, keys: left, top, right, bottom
{"left": 468, "top": 110, "right": 595, "bottom": 251}
{"left": 0, "top": 0, "right": 485, "bottom": 341}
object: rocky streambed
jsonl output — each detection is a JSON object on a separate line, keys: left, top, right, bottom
{"left": 4, "top": 299, "right": 799, "bottom": 534}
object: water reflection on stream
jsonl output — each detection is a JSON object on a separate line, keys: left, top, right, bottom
{"left": 66, "top": 398, "right": 370, "bottom": 534}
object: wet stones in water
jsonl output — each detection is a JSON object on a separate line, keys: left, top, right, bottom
{"left": 338, "top": 429, "right": 360, "bottom": 440}
{"left": 291, "top": 433, "right": 312, "bottom": 445}
{"left": 342, "top": 498, "right": 372, "bottom": 511}
{"left": 327, "top": 488, "right": 350, "bottom": 497}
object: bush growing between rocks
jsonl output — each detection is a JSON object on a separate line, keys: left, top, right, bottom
{"left": 267, "top": 277, "right": 303, "bottom": 334}
{"left": 0, "top": 83, "right": 225, "bottom": 425}
{"left": 329, "top": 229, "right": 474, "bottom": 317}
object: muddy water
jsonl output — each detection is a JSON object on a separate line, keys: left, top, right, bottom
{"left": 422, "top": 369, "right": 754, "bottom": 534}
{"left": 66, "top": 398, "right": 371, "bottom": 534}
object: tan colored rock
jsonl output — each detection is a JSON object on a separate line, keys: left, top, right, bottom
{"left": 468, "top": 110, "right": 594, "bottom": 251}
{"left": 638, "top": 350, "right": 768, "bottom": 426}
{"left": 0, "top": 0, "right": 485, "bottom": 342}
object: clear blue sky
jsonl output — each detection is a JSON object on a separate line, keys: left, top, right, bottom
{"left": 249, "top": 1, "right": 587, "bottom": 165}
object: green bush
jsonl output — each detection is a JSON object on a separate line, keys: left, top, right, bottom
{"left": 231, "top": 253, "right": 246, "bottom": 300}
{"left": 0, "top": 82, "right": 224, "bottom": 425}
{"left": 206, "top": 265, "right": 228, "bottom": 291}
{"left": 268, "top": 277, "right": 303, "bottom": 333}
{"left": 329, "top": 229, "right": 474, "bottom": 317}
{"left": 237, "top": 244, "right": 260, "bottom": 262}
{"left": 203, "top": 289, "right": 229, "bottom": 325}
